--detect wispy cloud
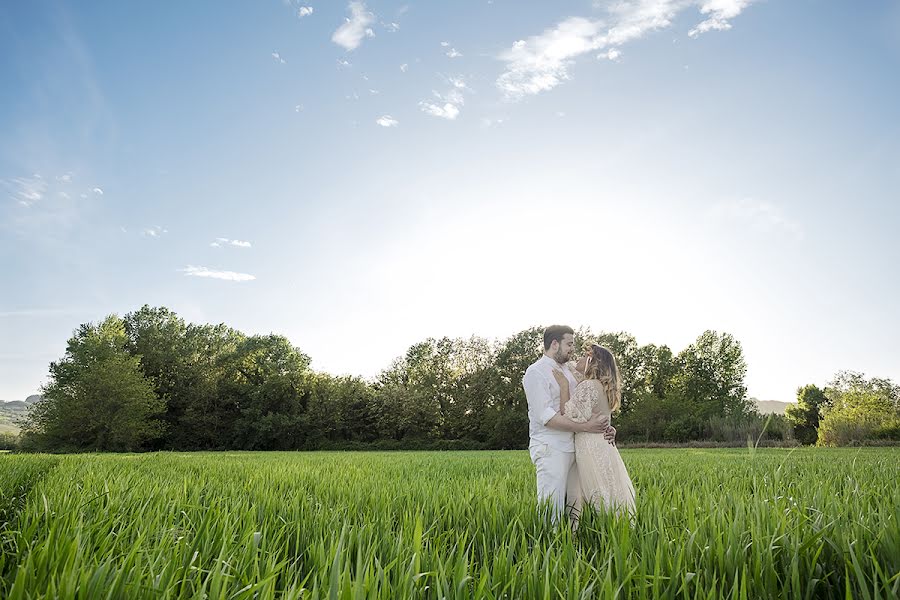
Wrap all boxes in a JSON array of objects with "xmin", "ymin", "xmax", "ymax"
[
  {"xmin": 142, "ymin": 226, "xmax": 168, "ymax": 238},
  {"xmin": 332, "ymin": 2, "xmax": 375, "ymax": 51},
  {"xmin": 419, "ymin": 76, "xmax": 470, "ymax": 121},
  {"xmin": 56, "ymin": 172, "xmax": 73, "ymax": 183},
  {"xmin": 497, "ymin": 17, "xmax": 606, "ymax": 99},
  {"xmin": 400, "ymin": 63, "xmax": 409, "ymax": 72},
  {"xmin": 272, "ymin": 51, "xmax": 286, "ymax": 64},
  {"xmin": 497, "ymin": 1, "xmax": 756, "ymax": 99},
  {"xmin": 211, "ymin": 237, "xmax": 252, "ymax": 248},
  {"xmin": 441, "ymin": 42, "xmax": 462, "ymax": 58},
  {"xmin": 92, "ymin": 187, "xmax": 104, "ymax": 195},
  {"xmin": 600, "ymin": 47, "xmax": 622, "ymax": 61},
  {"xmin": 376, "ymin": 115, "xmax": 399, "ymax": 127},
  {"xmin": 298, "ymin": 6, "xmax": 314, "ymax": 18},
  {"xmin": 4, "ymin": 174, "xmax": 47, "ymax": 207},
  {"xmin": 689, "ymin": 0, "xmax": 752, "ymax": 37},
  {"xmin": 711, "ymin": 198, "xmax": 804, "ymax": 237},
  {"xmin": 179, "ymin": 265, "xmax": 256, "ymax": 282}
]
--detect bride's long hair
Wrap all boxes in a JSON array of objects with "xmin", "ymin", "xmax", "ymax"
[{"xmin": 583, "ymin": 344, "xmax": 622, "ymax": 412}]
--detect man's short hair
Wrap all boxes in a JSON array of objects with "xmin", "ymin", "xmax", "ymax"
[{"xmin": 543, "ymin": 325, "xmax": 574, "ymax": 351}]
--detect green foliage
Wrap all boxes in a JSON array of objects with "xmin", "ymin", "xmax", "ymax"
[
  {"xmin": 817, "ymin": 371, "xmax": 900, "ymax": 446},
  {"xmin": 0, "ymin": 449, "xmax": 897, "ymax": 598},
  {"xmin": 615, "ymin": 332, "xmax": 754, "ymax": 443},
  {"xmin": 785, "ymin": 384, "xmax": 829, "ymax": 444},
  {"xmin": 0, "ymin": 433, "xmax": 17, "ymax": 451},
  {"xmin": 26, "ymin": 306, "xmax": 793, "ymax": 451},
  {"xmin": 22, "ymin": 316, "xmax": 164, "ymax": 452}
]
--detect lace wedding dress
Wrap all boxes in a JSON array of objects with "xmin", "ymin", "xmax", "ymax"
[{"xmin": 564, "ymin": 379, "xmax": 636, "ymax": 518}]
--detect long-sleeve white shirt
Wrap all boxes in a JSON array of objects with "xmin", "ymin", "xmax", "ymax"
[{"xmin": 522, "ymin": 355, "xmax": 580, "ymax": 452}]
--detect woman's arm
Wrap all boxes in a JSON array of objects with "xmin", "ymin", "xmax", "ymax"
[{"xmin": 551, "ymin": 369, "xmax": 570, "ymax": 414}]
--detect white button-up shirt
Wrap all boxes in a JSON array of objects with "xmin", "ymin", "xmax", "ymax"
[{"xmin": 522, "ymin": 355, "xmax": 580, "ymax": 452}]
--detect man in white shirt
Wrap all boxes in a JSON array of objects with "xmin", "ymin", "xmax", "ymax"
[{"xmin": 522, "ymin": 325, "xmax": 615, "ymax": 522}]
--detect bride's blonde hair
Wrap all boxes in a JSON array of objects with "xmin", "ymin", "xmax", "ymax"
[{"xmin": 583, "ymin": 344, "xmax": 622, "ymax": 412}]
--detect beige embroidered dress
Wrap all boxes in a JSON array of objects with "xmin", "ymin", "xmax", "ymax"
[{"xmin": 564, "ymin": 378, "xmax": 636, "ymax": 518}]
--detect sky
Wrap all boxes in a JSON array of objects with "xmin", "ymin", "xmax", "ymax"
[{"xmin": 1, "ymin": 0, "xmax": 899, "ymax": 402}]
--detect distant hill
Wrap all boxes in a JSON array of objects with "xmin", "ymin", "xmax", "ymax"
[
  {"xmin": 754, "ymin": 399, "xmax": 793, "ymax": 415},
  {"xmin": 0, "ymin": 395, "xmax": 40, "ymax": 436}
]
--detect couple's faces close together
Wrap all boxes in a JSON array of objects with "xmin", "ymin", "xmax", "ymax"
[{"xmin": 551, "ymin": 334, "xmax": 590, "ymax": 374}]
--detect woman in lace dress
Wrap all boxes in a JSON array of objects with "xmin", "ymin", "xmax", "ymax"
[{"xmin": 552, "ymin": 344, "xmax": 635, "ymax": 522}]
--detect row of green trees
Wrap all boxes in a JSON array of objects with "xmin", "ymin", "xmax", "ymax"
[
  {"xmin": 19, "ymin": 305, "xmax": 895, "ymax": 452},
  {"xmin": 785, "ymin": 374, "xmax": 900, "ymax": 446}
]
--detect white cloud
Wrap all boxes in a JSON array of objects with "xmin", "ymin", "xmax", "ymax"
[
  {"xmin": 440, "ymin": 41, "xmax": 449, "ymax": 47},
  {"xmin": 179, "ymin": 266, "xmax": 256, "ymax": 282},
  {"xmin": 419, "ymin": 77, "xmax": 469, "ymax": 120},
  {"xmin": 92, "ymin": 187, "xmax": 104, "ymax": 195},
  {"xmin": 212, "ymin": 237, "xmax": 252, "ymax": 248},
  {"xmin": 712, "ymin": 198, "xmax": 804, "ymax": 237},
  {"xmin": 142, "ymin": 226, "xmax": 168, "ymax": 238},
  {"xmin": 376, "ymin": 115, "xmax": 399, "ymax": 127},
  {"xmin": 448, "ymin": 77, "xmax": 468, "ymax": 90},
  {"xmin": 400, "ymin": 63, "xmax": 408, "ymax": 72},
  {"xmin": 4, "ymin": 174, "xmax": 47, "ymax": 207},
  {"xmin": 332, "ymin": 2, "xmax": 376, "ymax": 51},
  {"xmin": 337, "ymin": 58, "xmax": 352, "ymax": 68},
  {"xmin": 58, "ymin": 191, "xmax": 70, "ymax": 199},
  {"xmin": 369, "ymin": 88, "xmax": 380, "ymax": 95},
  {"xmin": 295, "ymin": 103, "xmax": 304, "ymax": 112},
  {"xmin": 272, "ymin": 51, "xmax": 286, "ymax": 64},
  {"xmin": 480, "ymin": 116, "xmax": 506, "ymax": 128},
  {"xmin": 298, "ymin": 6, "xmax": 314, "ymax": 18},
  {"xmin": 689, "ymin": 0, "xmax": 752, "ymax": 37},
  {"xmin": 446, "ymin": 48, "xmax": 462, "ymax": 58},
  {"xmin": 385, "ymin": 21, "xmax": 400, "ymax": 32},
  {"xmin": 600, "ymin": 47, "xmax": 622, "ymax": 61},
  {"xmin": 419, "ymin": 101, "xmax": 460, "ymax": 120},
  {"xmin": 57, "ymin": 172, "xmax": 73, "ymax": 183},
  {"xmin": 497, "ymin": 1, "xmax": 756, "ymax": 99},
  {"xmin": 496, "ymin": 17, "xmax": 606, "ymax": 99}
]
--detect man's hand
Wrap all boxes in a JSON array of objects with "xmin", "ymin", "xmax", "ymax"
[
  {"xmin": 603, "ymin": 425, "xmax": 617, "ymax": 446},
  {"xmin": 579, "ymin": 414, "xmax": 609, "ymax": 434}
]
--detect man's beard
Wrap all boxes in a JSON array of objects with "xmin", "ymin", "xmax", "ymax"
[{"xmin": 553, "ymin": 349, "xmax": 569, "ymax": 363}]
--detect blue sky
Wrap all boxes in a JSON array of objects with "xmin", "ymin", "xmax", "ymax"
[{"xmin": 1, "ymin": 0, "xmax": 899, "ymax": 402}]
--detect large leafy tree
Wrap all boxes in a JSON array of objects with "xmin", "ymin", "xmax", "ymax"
[
  {"xmin": 24, "ymin": 315, "xmax": 164, "ymax": 452},
  {"xmin": 673, "ymin": 330, "xmax": 750, "ymax": 420},
  {"xmin": 222, "ymin": 334, "xmax": 312, "ymax": 450},
  {"xmin": 785, "ymin": 384, "xmax": 829, "ymax": 445}
]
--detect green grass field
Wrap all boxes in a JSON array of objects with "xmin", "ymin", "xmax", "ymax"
[{"xmin": 1, "ymin": 448, "xmax": 897, "ymax": 599}]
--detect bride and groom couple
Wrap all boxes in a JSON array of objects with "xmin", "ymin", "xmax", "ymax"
[{"xmin": 523, "ymin": 325, "xmax": 635, "ymax": 525}]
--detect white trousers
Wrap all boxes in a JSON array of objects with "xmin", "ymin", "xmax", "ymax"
[{"xmin": 529, "ymin": 443, "xmax": 579, "ymax": 523}]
